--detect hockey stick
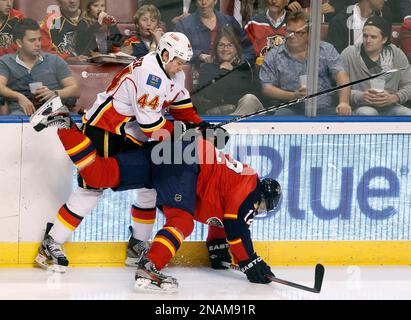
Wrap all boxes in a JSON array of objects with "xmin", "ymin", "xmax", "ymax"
[
  {"xmin": 211, "ymin": 68, "xmax": 405, "ymax": 129},
  {"xmin": 221, "ymin": 262, "xmax": 325, "ymax": 294}
]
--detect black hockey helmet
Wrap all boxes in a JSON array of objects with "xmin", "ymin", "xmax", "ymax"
[{"xmin": 260, "ymin": 178, "xmax": 282, "ymax": 211}]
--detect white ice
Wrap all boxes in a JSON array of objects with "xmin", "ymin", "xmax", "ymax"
[{"xmin": 0, "ymin": 266, "xmax": 410, "ymax": 300}]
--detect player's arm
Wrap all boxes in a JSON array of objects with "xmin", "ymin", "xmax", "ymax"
[
  {"xmin": 223, "ymin": 213, "xmax": 274, "ymax": 284},
  {"xmin": 168, "ymin": 87, "xmax": 203, "ymax": 124}
]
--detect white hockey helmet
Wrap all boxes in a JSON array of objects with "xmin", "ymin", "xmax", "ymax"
[{"xmin": 157, "ymin": 32, "xmax": 193, "ymax": 65}]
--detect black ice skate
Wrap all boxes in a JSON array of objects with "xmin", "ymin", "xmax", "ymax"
[
  {"xmin": 35, "ymin": 223, "xmax": 69, "ymax": 273},
  {"xmin": 125, "ymin": 226, "xmax": 149, "ymax": 267},
  {"xmin": 134, "ymin": 257, "xmax": 178, "ymax": 293},
  {"xmin": 30, "ymin": 96, "xmax": 71, "ymax": 132}
]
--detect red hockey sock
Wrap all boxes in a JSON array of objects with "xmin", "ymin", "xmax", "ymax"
[
  {"xmin": 57, "ymin": 127, "xmax": 120, "ymax": 188},
  {"xmin": 57, "ymin": 127, "xmax": 97, "ymax": 170},
  {"xmin": 147, "ymin": 207, "xmax": 194, "ymax": 270}
]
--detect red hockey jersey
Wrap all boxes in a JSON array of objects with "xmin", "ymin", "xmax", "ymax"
[
  {"xmin": 244, "ymin": 13, "xmax": 288, "ymax": 65},
  {"xmin": 195, "ymin": 138, "xmax": 258, "ymax": 224}
]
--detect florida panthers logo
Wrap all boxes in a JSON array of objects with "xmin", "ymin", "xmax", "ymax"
[
  {"xmin": 260, "ymin": 35, "xmax": 285, "ymax": 57},
  {"xmin": 57, "ymin": 31, "xmax": 77, "ymax": 55},
  {"xmin": 0, "ymin": 33, "xmax": 13, "ymax": 49}
]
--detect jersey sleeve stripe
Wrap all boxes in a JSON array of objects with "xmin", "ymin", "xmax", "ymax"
[
  {"xmin": 169, "ymin": 102, "xmax": 194, "ymax": 110},
  {"xmin": 138, "ymin": 117, "xmax": 167, "ymax": 133},
  {"xmin": 171, "ymin": 98, "xmax": 192, "ymax": 106},
  {"xmin": 224, "ymin": 213, "xmax": 238, "ymax": 220}
]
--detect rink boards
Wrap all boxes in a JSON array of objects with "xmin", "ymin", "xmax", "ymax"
[{"xmin": 1, "ymin": 116, "xmax": 411, "ymax": 266}]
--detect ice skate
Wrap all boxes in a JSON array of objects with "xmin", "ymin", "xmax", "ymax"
[
  {"xmin": 134, "ymin": 257, "xmax": 178, "ymax": 293},
  {"xmin": 125, "ymin": 227, "xmax": 150, "ymax": 267},
  {"xmin": 35, "ymin": 223, "xmax": 69, "ymax": 273},
  {"xmin": 30, "ymin": 95, "xmax": 71, "ymax": 132}
]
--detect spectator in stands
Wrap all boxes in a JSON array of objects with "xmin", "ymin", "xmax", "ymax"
[
  {"xmin": 260, "ymin": 11, "xmax": 351, "ymax": 116},
  {"xmin": 0, "ymin": 0, "xmax": 24, "ymax": 114},
  {"xmin": 40, "ymin": 0, "xmax": 88, "ymax": 63},
  {"xmin": 75, "ymin": 0, "xmax": 122, "ymax": 56},
  {"xmin": 245, "ymin": 0, "xmax": 291, "ymax": 66},
  {"xmin": 193, "ymin": 26, "xmax": 262, "ymax": 115},
  {"xmin": 175, "ymin": 0, "xmax": 255, "ymax": 66},
  {"xmin": 391, "ymin": 0, "xmax": 411, "ymax": 23},
  {"xmin": 327, "ymin": 0, "xmax": 392, "ymax": 53},
  {"xmin": 322, "ymin": 0, "xmax": 408, "ymax": 23},
  {"xmin": 0, "ymin": 0, "xmax": 25, "ymax": 56},
  {"xmin": 0, "ymin": 19, "xmax": 80, "ymax": 115},
  {"xmin": 400, "ymin": 15, "xmax": 411, "ymax": 63},
  {"xmin": 341, "ymin": 16, "xmax": 411, "ymax": 116},
  {"xmin": 121, "ymin": 4, "xmax": 164, "ymax": 58},
  {"xmin": 140, "ymin": 0, "xmax": 196, "ymax": 31}
]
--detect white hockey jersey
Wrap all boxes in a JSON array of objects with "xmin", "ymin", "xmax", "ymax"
[{"xmin": 83, "ymin": 52, "xmax": 201, "ymax": 144}]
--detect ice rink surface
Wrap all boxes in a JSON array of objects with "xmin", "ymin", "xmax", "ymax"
[{"xmin": 0, "ymin": 265, "xmax": 410, "ymax": 300}]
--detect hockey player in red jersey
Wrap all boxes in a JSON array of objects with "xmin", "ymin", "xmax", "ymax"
[
  {"xmin": 30, "ymin": 32, "xmax": 207, "ymax": 273},
  {"xmin": 30, "ymin": 108, "xmax": 281, "ymax": 292}
]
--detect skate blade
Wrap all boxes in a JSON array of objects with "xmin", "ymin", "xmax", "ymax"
[
  {"xmin": 134, "ymin": 278, "xmax": 178, "ymax": 294},
  {"xmin": 35, "ymin": 254, "xmax": 67, "ymax": 273}
]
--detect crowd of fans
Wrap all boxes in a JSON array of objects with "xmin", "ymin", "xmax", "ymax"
[{"xmin": 0, "ymin": 0, "xmax": 411, "ymax": 117}]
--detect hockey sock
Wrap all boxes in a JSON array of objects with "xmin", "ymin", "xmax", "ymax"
[
  {"xmin": 57, "ymin": 127, "xmax": 120, "ymax": 188},
  {"xmin": 147, "ymin": 226, "xmax": 184, "ymax": 270},
  {"xmin": 130, "ymin": 205, "xmax": 156, "ymax": 241},
  {"xmin": 49, "ymin": 189, "xmax": 102, "ymax": 244},
  {"xmin": 49, "ymin": 204, "xmax": 83, "ymax": 244},
  {"xmin": 147, "ymin": 206, "xmax": 194, "ymax": 270},
  {"xmin": 57, "ymin": 127, "xmax": 97, "ymax": 170}
]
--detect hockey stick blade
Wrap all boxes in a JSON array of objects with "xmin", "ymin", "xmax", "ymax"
[{"xmin": 222, "ymin": 262, "xmax": 325, "ymax": 294}]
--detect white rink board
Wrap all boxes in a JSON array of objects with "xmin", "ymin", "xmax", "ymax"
[
  {"xmin": 19, "ymin": 123, "xmax": 73, "ymax": 242},
  {"xmin": 2, "ymin": 119, "xmax": 411, "ymax": 243},
  {"xmin": 0, "ymin": 123, "xmax": 21, "ymax": 242}
]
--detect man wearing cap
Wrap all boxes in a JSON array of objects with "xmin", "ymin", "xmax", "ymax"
[
  {"xmin": 341, "ymin": 16, "xmax": 411, "ymax": 116},
  {"xmin": 327, "ymin": 0, "xmax": 392, "ymax": 54}
]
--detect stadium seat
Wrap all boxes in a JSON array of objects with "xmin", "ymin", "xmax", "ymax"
[
  {"xmin": 69, "ymin": 63, "xmax": 124, "ymax": 111},
  {"xmin": 391, "ymin": 24, "xmax": 402, "ymax": 47},
  {"xmin": 106, "ymin": 0, "xmax": 138, "ymax": 23},
  {"xmin": 14, "ymin": 0, "xmax": 60, "ymax": 22}
]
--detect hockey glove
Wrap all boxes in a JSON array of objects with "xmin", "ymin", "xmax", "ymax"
[
  {"xmin": 202, "ymin": 125, "xmax": 230, "ymax": 149},
  {"xmin": 238, "ymin": 254, "xmax": 274, "ymax": 284},
  {"xmin": 206, "ymin": 238, "xmax": 232, "ymax": 270},
  {"xmin": 174, "ymin": 121, "xmax": 210, "ymax": 140}
]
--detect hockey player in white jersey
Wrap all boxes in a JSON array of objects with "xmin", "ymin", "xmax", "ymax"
[{"xmin": 32, "ymin": 32, "xmax": 207, "ymax": 272}]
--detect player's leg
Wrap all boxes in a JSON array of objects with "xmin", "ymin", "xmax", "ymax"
[
  {"xmin": 57, "ymin": 126, "xmax": 121, "ymax": 188},
  {"xmin": 134, "ymin": 206, "xmax": 194, "ymax": 292},
  {"xmin": 35, "ymin": 187, "xmax": 102, "ymax": 273},
  {"xmin": 126, "ymin": 188, "xmax": 157, "ymax": 266}
]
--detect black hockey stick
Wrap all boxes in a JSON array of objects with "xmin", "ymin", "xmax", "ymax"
[
  {"xmin": 222, "ymin": 262, "xmax": 325, "ymax": 294},
  {"xmin": 211, "ymin": 68, "xmax": 405, "ymax": 129}
]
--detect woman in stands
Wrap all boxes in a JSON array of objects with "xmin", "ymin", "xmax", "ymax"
[
  {"xmin": 193, "ymin": 26, "xmax": 263, "ymax": 116},
  {"xmin": 121, "ymin": 4, "xmax": 164, "ymax": 58},
  {"xmin": 75, "ymin": 0, "xmax": 122, "ymax": 56}
]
